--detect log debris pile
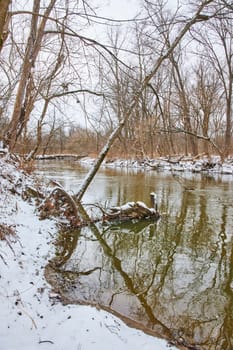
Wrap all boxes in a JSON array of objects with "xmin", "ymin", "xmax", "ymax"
[{"xmin": 38, "ymin": 184, "xmax": 160, "ymax": 227}]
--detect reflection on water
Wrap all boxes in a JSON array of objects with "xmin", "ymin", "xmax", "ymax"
[{"xmin": 37, "ymin": 161, "xmax": 233, "ymax": 349}]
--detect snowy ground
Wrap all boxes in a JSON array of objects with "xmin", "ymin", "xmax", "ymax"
[{"xmin": 0, "ymin": 154, "xmax": 177, "ymax": 350}]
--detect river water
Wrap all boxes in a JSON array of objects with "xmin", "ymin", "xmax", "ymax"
[{"xmin": 36, "ymin": 160, "xmax": 233, "ymax": 350}]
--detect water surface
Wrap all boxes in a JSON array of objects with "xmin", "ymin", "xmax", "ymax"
[{"xmin": 37, "ymin": 160, "xmax": 233, "ymax": 350}]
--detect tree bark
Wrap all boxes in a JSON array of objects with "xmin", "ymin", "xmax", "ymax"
[{"xmin": 0, "ymin": 0, "xmax": 10, "ymax": 53}]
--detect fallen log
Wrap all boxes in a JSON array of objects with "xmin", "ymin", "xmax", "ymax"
[
  {"xmin": 37, "ymin": 181, "xmax": 160, "ymax": 226},
  {"xmin": 104, "ymin": 201, "xmax": 159, "ymax": 221},
  {"xmin": 35, "ymin": 153, "xmax": 87, "ymax": 161}
]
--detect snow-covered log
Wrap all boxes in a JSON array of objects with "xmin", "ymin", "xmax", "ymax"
[{"xmin": 104, "ymin": 201, "xmax": 160, "ymax": 222}]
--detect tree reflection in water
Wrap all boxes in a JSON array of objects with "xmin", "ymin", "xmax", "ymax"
[{"xmin": 45, "ymin": 183, "xmax": 233, "ymax": 350}]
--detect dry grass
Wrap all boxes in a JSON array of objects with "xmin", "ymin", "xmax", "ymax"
[
  {"xmin": 0, "ymin": 223, "xmax": 17, "ymax": 264},
  {"xmin": 18, "ymin": 159, "xmax": 36, "ymax": 174},
  {"xmin": 0, "ymin": 223, "xmax": 16, "ymax": 241}
]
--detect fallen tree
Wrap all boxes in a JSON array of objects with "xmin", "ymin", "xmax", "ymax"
[
  {"xmin": 35, "ymin": 153, "xmax": 87, "ymax": 161},
  {"xmin": 99, "ymin": 201, "xmax": 159, "ymax": 222},
  {"xmin": 37, "ymin": 183, "xmax": 159, "ymax": 227}
]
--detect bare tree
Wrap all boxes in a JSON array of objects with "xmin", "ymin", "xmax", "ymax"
[
  {"xmin": 0, "ymin": 0, "xmax": 10, "ymax": 53},
  {"xmin": 5, "ymin": 0, "xmax": 57, "ymax": 151},
  {"xmin": 190, "ymin": 60, "xmax": 223, "ymax": 155},
  {"xmin": 75, "ymin": 0, "xmax": 215, "ymax": 202},
  {"xmin": 2, "ymin": 0, "xmax": 122, "ymax": 153},
  {"xmin": 191, "ymin": 3, "xmax": 233, "ymax": 157}
]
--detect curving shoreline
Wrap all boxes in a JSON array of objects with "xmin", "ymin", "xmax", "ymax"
[{"xmin": 0, "ymin": 154, "xmax": 178, "ymax": 350}]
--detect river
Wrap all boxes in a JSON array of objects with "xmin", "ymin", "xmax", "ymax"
[{"xmin": 36, "ymin": 160, "xmax": 233, "ymax": 350}]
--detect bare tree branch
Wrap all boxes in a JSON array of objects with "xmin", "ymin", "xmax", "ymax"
[
  {"xmin": 75, "ymin": 0, "xmax": 215, "ymax": 202},
  {"xmin": 43, "ymin": 89, "xmax": 105, "ymax": 100},
  {"xmin": 160, "ymin": 126, "xmax": 224, "ymax": 157},
  {"xmin": 10, "ymin": 11, "xmax": 131, "ymax": 69}
]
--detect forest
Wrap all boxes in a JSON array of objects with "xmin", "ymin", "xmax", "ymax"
[
  {"xmin": 0, "ymin": 0, "xmax": 233, "ymax": 162},
  {"xmin": 1, "ymin": 2, "xmax": 233, "ymax": 349}
]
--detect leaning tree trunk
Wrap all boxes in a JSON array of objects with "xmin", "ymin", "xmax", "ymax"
[
  {"xmin": 76, "ymin": 121, "xmax": 125, "ymax": 201},
  {"xmin": 75, "ymin": 0, "xmax": 213, "ymax": 202}
]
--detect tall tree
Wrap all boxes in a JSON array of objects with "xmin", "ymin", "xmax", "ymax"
[
  {"xmin": 0, "ymin": 0, "xmax": 10, "ymax": 53},
  {"xmin": 5, "ymin": 0, "xmax": 56, "ymax": 151},
  {"xmin": 191, "ymin": 61, "xmax": 222, "ymax": 155},
  {"xmin": 191, "ymin": 3, "xmax": 233, "ymax": 157}
]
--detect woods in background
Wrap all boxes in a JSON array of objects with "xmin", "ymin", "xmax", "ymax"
[{"xmin": 0, "ymin": 0, "xmax": 233, "ymax": 160}]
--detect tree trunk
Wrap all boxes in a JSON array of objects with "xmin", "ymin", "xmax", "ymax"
[
  {"xmin": 0, "ymin": 0, "xmax": 10, "ymax": 53},
  {"xmin": 76, "ymin": 121, "xmax": 125, "ymax": 201},
  {"xmin": 224, "ymin": 76, "xmax": 232, "ymax": 157},
  {"xmin": 6, "ymin": 0, "xmax": 56, "ymax": 151},
  {"xmin": 171, "ymin": 55, "xmax": 198, "ymax": 156}
]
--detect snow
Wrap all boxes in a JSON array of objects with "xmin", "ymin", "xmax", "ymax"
[
  {"xmin": 79, "ymin": 155, "xmax": 233, "ymax": 175},
  {"xmin": 0, "ymin": 154, "xmax": 177, "ymax": 350},
  {"xmin": 111, "ymin": 202, "xmax": 135, "ymax": 211}
]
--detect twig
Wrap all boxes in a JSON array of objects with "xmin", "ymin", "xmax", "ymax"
[
  {"xmin": 18, "ymin": 306, "xmax": 37, "ymax": 329},
  {"xmin": 0, "ymin": 252, "xmax": 8, "ymax": 265},
  {"xmin": 38, "ymin": 340, "xmax": 54, "ymax": 344}
]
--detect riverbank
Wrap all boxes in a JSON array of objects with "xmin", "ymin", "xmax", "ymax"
[
  {"xmin": 0, "ymin": 154, "xmax": 177, "ymax": 350},
  {"xmin": 79, "ymin": 155, "xmax": 233, "ymax": 175}
]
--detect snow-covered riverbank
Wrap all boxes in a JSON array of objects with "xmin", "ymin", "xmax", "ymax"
[
  {"xmin": 0, "ymin": 154, "xmax": 177, "ymax": 350},
  {"xmin": 79, "ymin": 155, "xmax": 233, "ymax": 175}
]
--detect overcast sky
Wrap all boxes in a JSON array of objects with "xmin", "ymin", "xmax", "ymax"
[
  {"xmin": 96, "ymin": 0, "xmax": 178, "ymax": 19},
  {"xmin": 96, "ymin": 0, "xmax": 141, "ymax": 20}
]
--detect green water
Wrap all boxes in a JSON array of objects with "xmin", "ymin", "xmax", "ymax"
[{"xmin": 37, "ymin": 160, "xmax": 233, "ymax": 350}]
